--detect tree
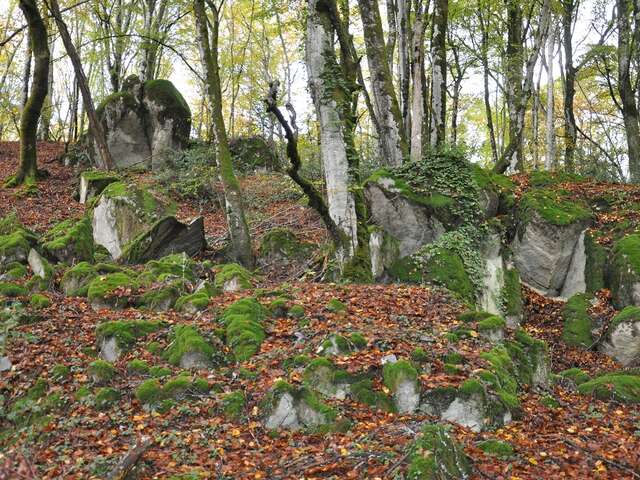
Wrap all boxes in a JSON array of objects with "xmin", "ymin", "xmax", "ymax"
[
  {"xmin": 10, "ymin": 0, "xmax": 49, "ymax": 186},
  {"xmin": 47, "ymin": 0, "xmax": 114, "ymax": 170},
  {"xmin": 357, "ymin": 0, "xmax": 408, "ymax": 166},
  {"xmin": 430, "ymin": 0, "xmax": 448, "ymax": 148},
  {"xmin": 193, "ymin": 0, "xmax": 254, "ymax": 268}
]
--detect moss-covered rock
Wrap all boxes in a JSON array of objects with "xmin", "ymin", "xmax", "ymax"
[
  {"xmin": 229, "ymin": 135, "xmax": 279, "ymax": 172},
  {"xmin": 175, "ymin": 290, "xmax": 211, "ymax": 313},
  {"xmin": 258, "ymin": 228, "xmax": 312, "ymax": 264},
  {"xmin": 326, "ymin": 298, "xmax": 347, "ymax": 313},
  {"xmin": 407, "ymin": 424, "xmax": 472, "ymax": 479},
  {"xmin": 562, "ymin": 294, "xmax": 594, "ymax": 347},
  {"xmin": 318, "ymin": 333, "xmax": 367, "ymax": 356},
  {"xmin": 0, "ymin": 213, "xmax": 37, "ymax": 268},
  {"xmin": 214, "ymin": 263, "xmax": 253, "ymax": 292},
  {"xmin": 350, "ymin": 379, "xmax": 394, "ymax": 411},
  {"xmin": 138, "ymin": 281, "xmax": 183, "ymax": 311},
  {"xmin": 0, "ymin": 282, "xmax": 28, "ymax": 298},
  {"xmin": 87, "ymin": 271, "xmax": 139, "ymax": 309},
  {"xmin": 26, "ymin": 248, "xmax": 54, "ymax": 291},
  {"xmin": 88, "ymin": 359, "xmax": 116, "ymax": 384},
  {"xmin": 79, "ymin": 170, "xmax": 120, "ymax": 204},
  {"xmin": 302, "ymin": 358, "xmax": 353, "ymax": 399},
  {"xmin": 222, "ymin": 391, "xmax": 245, "ymax": 419},
  {"xmin": 601, "ymin": 306, "xmax": 640, "ymax": 366},
  {"xmin": 42, "ymin": 216, "xmax": 94, "ymax": 263},
  {"xmin": 60, "ymin": 262, "xmax": 97, "ymax": 297},
  {"xmin": 221, "ymin": 297, "xmax": 267, "ymax": 361},
  {"xmin": 96, "ymin": 319, "xmax": 163, "ymax": 361},
  {"xmin": 383, "ymin": 360, "xmax": 420, "ymax": 414},
  {"xmin": 0, "ymin": 262, "xmax": 27, "ymax": 281},
  {"xmin": 519, "ymin": 189, "xmax": 592, "ymax": 227},
  {"xmin": 584, "ymin": 232, "xmax": 607, "ymax": 293},
  {"xmin": 29, "ymin": 293, "xmax": 50, "ymax": 309},
  {"xmin": 558, "ymin": 368, "xmax": 590, "ymax": 386},
  {"xmin": 578, "ymin": 372, "xmax": 640, "ymax": 403},
  {"xmin": 609, "ymin": 234, "xmax": 640, "ymax": 309},
  {"xmin": 163, "ymin": 325, "xmax": 215, "ymax": 368},
  {"xmin": 127, "ymin": 359, "xmax": 150, "ymax": 375}
]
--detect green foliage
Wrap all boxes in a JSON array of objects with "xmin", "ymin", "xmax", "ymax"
[
  {"xmin": 163, "ymin": 325, "xmax": 215, "ymax": 366},
  {"xmin": 411, "ymin": 347, "xmax": 429, "ymax": 363},
  {"xmin": 127, "ymin": 359, "xmax": 150, "ymax": 374},
  {"xmin": 407, "ymin": 424, "xmax": 472, "ymax": 479},
  {"xmin": 88, "ymin": 360, "xmax": 116, "ymax": 383},
  {"xmin": 214, "ymin": 263, "xmax": 253, "ymax": 290},
  {"xmin": 519, "ymin": 189, "xmax": 592, "ymax": 226},
  {"xmin": 0, "ymin": 282, "xmax": 28, "ymax": 297},
  {"xmin": 94, "ymin": 387, "xmax": 120, "ymax": 410},
  {"xmin": 326, "ymin": 299, "xmax": 347, "ymax": 313},
  {"xmin": 478, "ymin": 439, "xmax": 514, "ymax": 458},
  {"xmin": 578, "ymin": 373, "xmax": 640, "ymax": 403},
  {"xmin": 222, "ymin": 391, "xmax": 245, "ymax": 419},
  {"xmin": 562, "ymin": 294, "xmax": 594, "ymax": 347},
  {"xmin": 559, "ymin": 368, "xmax": 590, "ymax": 386},
  {"xmin": 29, "ymin": 294, "xmax": 50, "ymax": 309},
  {"xmin": 478, "ymin": 315, "xmax": 506, "ymax": 332}
]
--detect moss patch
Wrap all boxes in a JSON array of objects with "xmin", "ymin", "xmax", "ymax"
[
  {"xmin": 559, "ymin": 368, "xmax": 590, "ymax": 386},
  {"xmin": 29, "ymin": 293, "xmax": 50, "ymax": 309},
  {"xmin": 478, "ymin": 439, "xmax": 514, "ymax": 458},
  {"xmin": 96, "ymin": 320, "xmax": 163, "ymax": 351},
  {"xmin": 42, "ymin": 216, "xmax": 94, "ymax": 263},
  {"xmin": 221, "ymin": 297, "xmax": 268, "ymax": 361},
  {"xmin": 88, "ymin": 360, "xmax": 116, "ymax": 383},
  {"xmin": 562, "ymin": 294, "xmax": 594, "ymax": 347},
  {"xmin": 95, "ymin": 387, "xmax": 120, "ymax": 410},
  {"xmin": 87, "ymin": 272, "xmax": 139, "ymax": 307},
  {"xmin": 163, "ymin": 325, "xmax": 215, "ymax": 366},
  {"xmin": 0, "ymin": 282, "xmax": 28, "ymax": 297},
  {"xmin": 214, "ymin": 263, "xmax": 253, "ymax": 290},
  {"xmin": 519, "ymin": 189, "xmax": 592, "ymax": 226},
  {"xmin": 407, "ymin": 424, "xmax": 472, "ymax": 479},
  {"xmin": 383, "ymin": 360, "xmax": 418, "ymax": 392},
  {"xmin": 578, "ymin": 373, "xmax": 640, "ymax": 403},
  {"xmin": 222, "ymin": 391, "xmax": 245, "ymax": 419}
]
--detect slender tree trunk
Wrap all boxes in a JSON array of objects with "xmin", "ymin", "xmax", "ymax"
[
  {"xmin": 429, "ymin": 0, "xmax": 447, "ymax": 148},
  {"xmin": 562, "ymin": 0, "xmax": 577, "ymax": 173},
  {"xmin": 48, "ymin": 0, "xmax": 114, "ymax": 170},
  {"xmin": 12, "ymin": 0, "xmax": 49, "ymax": 186},
  {"xmin": 20, "ymin": 43, "xmax": 32, "ymax": 109},
  {"xmin": 617, "ymin": 0, "xmax": 640, "ymax": 182},
  {"xmin": 193, "ymin": 0, "xmax": 254, "ymax": 267},
  {"xmin": 398, "ymin": 0, "xmax": 410, "ymax": 130},
  {"xmin": 386, "ymin": 0, "xmax": 397, "ymax": 74},
  {"xmin": 358, "ymin": 0, "xmax": 408, "ymax": 166},
  {"xmin": 410, "ymin": 5, "xmax": 426, "ymax": 161},
  {"xmin": 504, "ymin": 0, "xmax": 524, "ymax": 170},
  {"xmin": 545, "ymin": 23, "xmax": 556, "ymax": 170},
  {"xmin": 478, "ymin": 6, "xmax": 498, "ymax": 165},
  {"xmin": 306, "ymin": 0, "xmax": 358, "ymax": 262},
  {"xmin": 38, "ymin": 19, "xmax": 54, "ymax": 141}
]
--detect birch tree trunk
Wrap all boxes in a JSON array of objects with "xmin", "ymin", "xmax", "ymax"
[
  {"xmin": 48, "ymin": 0, "xmax": 114, "ymax": 170},
  {"xmin": 12, "ymin": 0, "xmax": 49, "ymax": 186},
  {"xmin": 398, "ymin": 0, "xmax": 410, "ymax": 130},
  {"xmin": 358, "ymin": 0, "xmax": 408, "ymax": 167},
  {"xmin": 478, "ymin": 5, "xmax": 498, "ymax": 165},
  {"xmin": 306, "ymin": 0, "xmax": 358, "ymax": 261},
  {"xmin": 429, "ymin": 0, "xmax": 448, "ymax": 148},
  {"xmin": 193, "ymin": 0, "xmax": 254, "ymax": 267},
  {"xmin": 410, "ymin": 5, "xmax": 426, "ymax": 161},
  {"xmin": 545, "ymin": 23, "xmax": 556, "ymax": 170},
  {"xmin": 503, "ymin": 0, "xmax": 524, "ymax": 170},
  {"xmin": 617, "ymin": 0, "xmax": 640, "ymax": 182}
]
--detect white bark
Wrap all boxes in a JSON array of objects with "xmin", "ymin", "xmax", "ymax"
[
  {"xmin": 545, "ymin": 24, "xmax": 556, "ymax": 170},
  {"xmin": 306, "ymin": 0, "xmax": 358, "ymax": 259},
  {"xmin": 410, "ymin": 11, "xmax": 426, "ymax": 162}
]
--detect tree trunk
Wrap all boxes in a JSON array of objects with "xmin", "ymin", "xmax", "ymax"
[
  {"xmin": 386, "ymin": 0, "xmax": 397, "ymax": 74},
  {"xmin": 478, "ymin": 5, "xmax": 498, "ymax": 165},
  {"xmin": 545, "ymin": 23, "xmax": 556, "ymax": 170},
  {"xmin": 306, "ymin": 0, "xmax": 358, "ymax": 261},
  {"xmin": 504, "ymin": 0, "xmax": 524, "ymax": 170},
  {"xmin": 429, "ymin": 0, "xmax": 448, "ymax": 148},
  {"xmin": 48, "ymin": 0, "xmax": 114, "ymax": 170},
  {"xmin": 358, "ymin": 0, "xmax": 408, "ymax": 167},
  {"xmin": 617, "ymin": 0, "xmax": 640, "ymax": 182},
  {"xmin": 12, "ymin": 0, "xmax": 49, "ymax": 186},
  {"xmin": 409, "ymin": 5, "xmax": 426, "ymax": 161},
  {"xmin": 20, "ymin": 42, "xmax": 31, "ymax": 109},
  {"xmin": 193, "ymin": 0, "xmax": 254, "ymax": 267},
  {"xmin": 38, "ymin": 18, "xmax": 54, "ymax": 142},
  {"xmin": 398, "ymin": 0, "xmax": 410, "ymax": 130},
  {"xmin": 562, "ymin": 0, "xmax": 577, "ymax": 173}
]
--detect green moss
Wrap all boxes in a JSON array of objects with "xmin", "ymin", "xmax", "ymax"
[
  {"xmin": 135, "ymin": 379, "xmax": 163, "ymax": 404},
  {"xmin": 163, "ymin": 375, "xmax": 192, "ymax": 399},
  {"xmin": 7, "ymin": 379, "xmax": 62, "ymax": 428},
  {"xmin": 584, "ymin": 232, "xmax": 607, "ymax": 293},
  {"xmin": 407, "ymin": 424, "xmax": 472, "ymax": 479},
  {"xmin": 458, "ymin": 310, "xmax": 494, "ymax": 323},
  {"xmin": 88, "ymin": 360, "xmax": 116, "ymax": 383},
  {"xmin": 222, "ymin": 391, "xmax": 245, "ymax": 419},
  {"xmin": 175, "ymin": 291, "xmax": 210, "ymax": 312},
  {"xmin": 42, "ymin": 216, "xmax": 94, "ymax": 262},
  {"xmin": 87, "ymin": 272, "xmax": 139, "ymax": 307},
  {"xmin": 139, "ymin": 253, "xmax": 197, "ymax": 284},
  {"xmin": 326, "ymin": 299, "xmax": 347, "ymax": 313},
  {"xmin": 540, "ymin": 394, "xmax": 560, "ymax": 409},
  {"xmin": 298, "ymin": 387, "xmax": 337, "ymax": 423},
  {"xmin": 51, "ymin": 363, "xmax": 70, "ymax": 380},
  {"xmin": 29, "ymin": 293, "xmax": 50, "ymax": 309},
  {"xmin": 163, "ymin": 325, "xmax": 214, "ymax": 366},
  {"xmin": 96, "ymin": 320, "xmax": 163, "ymax": 350},
  {"xmin": 578, "ymin": 373, "xmax": 640, "ymax": 403},
  {"xmin": 288, "ymin": 304, "xmax": 305, "ymax": 319},
  {"xmin": 443, "ymin": 352, "xmax": 465, "ymax": 365},
  {"xmin": 529, "ymin": 170, "xmax": 585, "ymax": 187},
  {"xmin": 2, "ymin": 262, "xmax": 27, "ymax": 280},
  {"xmin": 269, "ymin": 297, "xmax": 289, "ymax": 317},
  {"xmin": 214, "ymin": 263, "xmax": 253, "ymax": 290},
  {"xmin": 559, "ymin": 368, "xmax": 590, "ymax": 386},
  {"xmin": 138, "ymin": 282, "xmax": 182, "ymax": 310},
  {"xmin": 222, "ymin": 298, "xmax": 267, "ymax": 361},
  {"xmin": 147, "ymin": 341, "xmax": 163, "ymax": 355},
  {"xmin": 519, "ymin": 189, "xmax": 591, "ymax": 226},
  {"xmin": 478, "ymin": 315, "xmax": 506, "ymax": 332},
  {"xmin": 100, "ymin": 181, "xmax": 172, "ymax": 223},
  {"xmin": 127, "ymin": 359, "xmax": 150, "ymax": 374},
  {"xmin": 478, "ymin": 439, "xmax": 514, "ymax": 458},
  {"xmin": 143, "ymin": 79, "xmax": 191, "ymax": 143},
  {"xmin": 75, "ymin": 386, "xmax": 91, "ymax": 401},
  {"xmin": 609, "ymin": 306, "xmax": 640, "ymax": 332},
  {"xmin": 500, "ymin": 268, "xmax": 523, "ymax": 319},
  {"xmin": 0, "ymin": 282, "xmax": 28, "ymax": 297},
  {"xmin": 383, "ymin": 360, "xmax": 418, "ymax": 392},
  {"xmin": 349, "ymin": 332, "xmax": 367, "ymax": 348},
  {"xmin": 350, "ymin": 379, "xmax": 394, "ymax": 411},
  {"xmin": 60, "ymin": 262, "xmax": 98, "ymax": 297},
  {"xmin": 95, "ymin": 387, "xmax": 120, "ymax": 410},
  {"xmin": 96, "ymin": 91, "xmax": 137, "ymax": 118},
  {"xmin": 562, "ymin": 294, "xmax": 594, "ymax": 347},
  {"xmin": 192, "ymin": 377, "xmax": 210, "ymax": 393},
  {"xmin": 411, "ymin": 347, "xmax": 429, "ymax": 363},
  {"xmin": 149, "ymin": 366, "xmax": 172, "ymax": 378},
  {"xmin": 610, "ymin": 235, "xmax": 640, "ymax": 307}
]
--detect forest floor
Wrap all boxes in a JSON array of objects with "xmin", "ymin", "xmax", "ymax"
[{"xmin": 0, "ymin": 142, "xmax": 639, "ymax": 479}]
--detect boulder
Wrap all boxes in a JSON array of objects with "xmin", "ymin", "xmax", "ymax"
[
  {"xmin": 478, "ymin": 233, "xmax": 506, "ymax": 316},
  {"xmin": 95, "ymin": 76, "xmax": 191, "ymax": 171},
  {"xmin": 383, "ymin": 360, "xmax": 420, "ymax": 414},
  {"xmin": 42, "ymin": 217, "xmax": 94, "ymax": 264},
  {"xmin": 92, "ymin": 182, "xmax": 170, "ymax": 260},
  {"xmin": 0, "ymin": 356, "xmax": 11, "ymax": 372},
  {"xmin": 406, "ymin": 424, "xmax": 472, "ymax": 479},
  {"xmin": 609, "ymin": 234, "xmax": 640, "ymax": 309},
  {"xmin": 229, "ymin": 135, "xmax": 279, "ymax": 173},
  {"xmin": 121, "ymin": 216, "xmax": 206, "ymax": 264},
  {"xmin": 512, "ymin": 209, "xmax": 590, "ymax": 296},
  {"xmin": 601, "ymin": 307, "xmax": 640, "ymax": 366},
  {"xmin": 560, "ymin": 230, "xmax": 587, "ymax": 299},
  {"xmin": 79, "ymin": 170, "xmax": 120, "ymax": 204},
  {"xmin": 262, "ymin": 382, "xmax": 336, "ymax": 431}
]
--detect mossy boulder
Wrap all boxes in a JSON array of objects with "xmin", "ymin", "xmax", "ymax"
[
  {"xmin": 0, "ymin": 262, "xmax": 27, "ymax": 281},
  {"xmin": 175, "ymin": 290, "xmax": 211, "ymax": 314},
  {"xmin": 383, "ymin": 360, "xmax": 420, "ymax": 414},
  {"xmin": 0, "ymin": 214, "xmax": 38, "ymax": 268},
  {"xmin": 609, "ymin": 234, "xmax": 640, "ymax": 309},
  {"xmin": 512, "ymin": 190, "xmax": 591, "ymax": 296},
  {"xmin": 221, "ymin": 297, "xmax": 267, "ymax": 361},
  {"xmin": 26, "ymin": 248, "xmax": 54, "ymax": 291},
  {"xmin": 92, "ymin": 181, "xmax": 172, "ymax": 260},
  {"xmin": 87, "ymin": 271, "xmax": 139, "ymax": 309},
  {"xmin": 61, "ymin": 262, "xmax": 97, "ymax": 297},
  {"xmin": 317, "ymin": 333, "xmax": 367, "ymax": 356},
  {"xmin": 477, "ymin": 315, "xmax": 506, "ymax": 342},
  {"xmin": 0, "ymin": 281, "xmax": 28, "ymax": 298},
  {"xmin": 214, "ymin": 263, "xmax": 253, "ymax": 292},
  {"xmin": 138, "ymin": 281, "xmax": 184, "ymax": 311},
  {"xmin": 258, "ymin": 228, "xmax": 312, "ymax": 265},
  {"xmin": 29, "ymin": 293, "xmax": 50, "ymax": 309},
  {"xmin": 95, "ymin": 76, "xmax": 191, "ymax": 171},
  {"xmin": 558, "ymin": 368, "xmax": 591, "ymax": 386},
  {"xmin": 562, "ymin": 294, "xmax": 595, "ymax": 348},
  {"xmin": 95, "ymin": 387, "xmax": 121, "ymax": 410},
  {"xmin": 407, "ymin": 424, "xmax": 472, "ymax": 479},
  {"xmin": 42, "ymin": 217, "xmax": 94, "ymax": 263},
  {"xmin": 229, "ymin": 135, "xmax": 279, "ymax": 172},
  {"xmin": 262, "ymin": 381, "xmax": 337, "ymax": 431},
  {"xmin": 478, "ymin": 439, "xmax": 514, "ymax": 459},
  {"xmin": 163, "ymin": 325, "xmax": 216, "ymax": 368},
  {"xmin": 302, "ymin": 358, "xmax": 353, "ymax": 400},
  {"xmin": 578, "ymin": 372, "xmax": 640, "ymax": 403},
  {"xmin": 79, "ymin": 170, "xmax": 120, "ymax": 204},
  {"xmin": 88, "ymin": 359, "xmax": 116, "ymax": 384},
  {"xmin": 96, "ymin": 319, "xmax": 163, "ymax": 361},
  {"xmin": 601, "ymin": 306, "xmax": 640, "ymax": 366}
]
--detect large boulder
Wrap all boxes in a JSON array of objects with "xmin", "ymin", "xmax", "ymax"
[
  {"xmin": 511, "ymin": 190, "xmax": 591, "ymax": 296},
  {"xmin": 91, "ymin": 181, "xmax": 171, "ymax": 260},
  {"xmin": 601, "ymin": 307, "xmax": 640, "ymax": 366},
  {"xmin": 609, "ymin": 234, "xmax": 640, "ymax": 309},
  {"xmin": 95, "ymin": 76, "xmax": 191, "ymax": 171},
  {"xmin": 229, "ymin": 136, "xmax": 279, "ymax": 172}
]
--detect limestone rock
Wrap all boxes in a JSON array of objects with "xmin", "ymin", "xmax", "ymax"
[
  {"xmin": 262, "ymin": 383, "xmax": 335, "ymax": 431},
  {"xmin": 264, "ymin": 392, "xmax": 299, "ymax": 430},
  {"xmin": 79, "ymin": 171, "xmax": 119, "ymax": 204},
  {"xmin": 601, "ymin": 307, "xmax": 640, "ymax": 366},
  {"xmin": 99, "ymin": 337, "xmax": 121, "ymax": 362},
  {"xmin": 28, "ymin": 249, "xmax": 48, "ymax": 280},
  {"xmin": 0, "ymin": 356, "xmax": 11, "ymax": 372},
  {"xmin": 122, "ymin": 216, "xmax": 206, "ymax": 264}
]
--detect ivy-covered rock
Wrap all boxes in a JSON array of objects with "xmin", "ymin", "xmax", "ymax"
[
  {"xmin": 407, "ymin": 424, "xmax": 472, "ymax": 479},
  {"xmin": 42, "ymin": 217, "xmax": 94, "ymax": 263},
  {"xmin": 79, "ymin": 170, "xmax": 120, "ymax": 204},
  {"xmin": 262, "ymin": 381, "xmax": 337, "ymax": 431},
  {"xmin": 221, "ymin": 297, "xmax": 267, "ymax": 361},
  {"xmin": 121, "ymin": 216, "xmax": 206, "ymax": 264},
  {"xmin": 601, "ymin": 307, "xmax": 640, "ymax": 366},
  {"xmin": 92, "ymin": 181, "xmax": 171, "ymax": 260},
  {"xmin": 94, "ymin": 76, "xmax": 191, "ymax": 171},
  {"xmin": 512, "ymin": 190, "xmax": 591, "ymax": 296},
  {"xmin": 87, "ymin": 271, "xmax": 139, "ymax": 309},
  {"xmin": 214, "ymin": 263, "xmax": 253, "ymax": 292}
]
